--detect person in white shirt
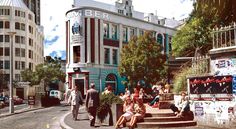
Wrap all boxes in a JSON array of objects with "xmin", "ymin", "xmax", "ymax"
[{"xmin": 68, "ymin": 85, "xmax": 83, "ymax": 120}]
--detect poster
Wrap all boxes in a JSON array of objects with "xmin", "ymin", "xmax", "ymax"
[
  {"xmin": 195, "ymin": 102, "xmax": 204, "ymax": 116},
  {"xmin": 189, "ymin": 75, "xmax": 233, "ymax": 94}
]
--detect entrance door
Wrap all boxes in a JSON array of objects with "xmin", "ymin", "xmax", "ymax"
[
  {"xmin": 74, "ymin": 79, "xmax": 85, "ymax": 99},
  {"xmin": 16, "ymin": 88, "xmax": 24, "ymax": 99}
]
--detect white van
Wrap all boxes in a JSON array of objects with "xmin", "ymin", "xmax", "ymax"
[{"xmin": 49, "ymin": 90, "xmax": 62, "ymax": 100}]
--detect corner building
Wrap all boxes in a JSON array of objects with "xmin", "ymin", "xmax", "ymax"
[
  {"xmin": 0, "ymin": 0, "xmax": 44, "ymax": 98},
  {"xmin": 65, "ymin": 0, "xmax": 178, "ymax": 96}
]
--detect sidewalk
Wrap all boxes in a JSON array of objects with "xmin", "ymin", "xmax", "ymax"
[
  {"xmin": 0, "ymin": 105, "xmax": 44, "ymax": 118},
  {"xmin": 61, "ymin": 106, "xmax": 115, "ymax": 129}
]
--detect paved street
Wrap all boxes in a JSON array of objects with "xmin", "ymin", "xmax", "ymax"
[{"xmin": 0, "ymin": 104, "xmax": 69, "ymax": 129}]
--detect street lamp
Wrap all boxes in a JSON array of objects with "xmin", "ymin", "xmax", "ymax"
[{"xmin": 7, "ymin": 31, "xmax": 16, "ymax": 114}]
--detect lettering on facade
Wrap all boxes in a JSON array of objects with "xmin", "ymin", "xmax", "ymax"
[
  {"xmin": 71, "ymin": 35, "xmax": 84, "ymax": 44},
  {"xmin": 67, "ymin": 9, "xmax": 109, "ymax": 20}
]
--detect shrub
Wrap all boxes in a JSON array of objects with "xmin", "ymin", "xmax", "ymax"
[{"xmin": 97, "ymin": 92, "xmax": 122, "ymax": 122}]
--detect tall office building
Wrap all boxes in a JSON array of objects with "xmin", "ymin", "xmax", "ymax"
[{"xmin": 23, "ymin": 0, "xmax": 40, "ymax": 25}]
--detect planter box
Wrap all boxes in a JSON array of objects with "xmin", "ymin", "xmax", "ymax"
[{"xmin": 101, "ymin": 103, "xmax": 123, "ymax": 126}]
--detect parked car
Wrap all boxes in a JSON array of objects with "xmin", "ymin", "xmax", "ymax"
[
  {"xmin": 0, "ymin": 96, "xmax": 5, "ymax": 108},
  {"xmin": 13, "ymin": 96, "xmax": 23, "ymax": 105},
  {"xmin": 49, "ymin": 90, "xmax": 62, "ymax": 100}
]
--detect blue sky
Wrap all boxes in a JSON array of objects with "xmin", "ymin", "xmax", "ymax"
[{"xmin": 41, "ymin": 0, "xmax": 194, "ymax": 60}]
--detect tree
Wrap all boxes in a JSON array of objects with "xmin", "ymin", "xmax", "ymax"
[
  {"xmin": 118, "ymin": 32, "xmax": 166, "ymax": 87},
  {"xmin": 172, "ymin": 3, "xmax": 219, "ymax": 57},
  {"xmin": 21, "ymin": 57, "xmax": 66, "ymax": 94}
]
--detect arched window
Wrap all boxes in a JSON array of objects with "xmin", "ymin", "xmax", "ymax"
[
  {"xmin": 157, "ymin": 33, "xmax": 163, "ymax": 45},
  {"xmin": 105, "ymin": 73, "xmax": 117, "ymax": 94}
]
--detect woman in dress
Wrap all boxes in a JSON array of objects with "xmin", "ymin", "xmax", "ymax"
[
  {"xmin": 115, "ymin": 96, "xmax": 134, "ymax": 129},
  {"xmin": 129, "ymin": 98, "xmax": 146, "ymax": 129}
]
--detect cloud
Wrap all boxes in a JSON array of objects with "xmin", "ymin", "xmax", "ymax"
[
  {"xmin": 49, "ymin": 50, "xmax": 66, "ymax": 60},
  {"xmin": 49, "ymin": 16, "xmax": 53, "ymax": 21},
  {"xmin": 44, "ymin": 35, "xmax": 59, "ymax": 45},
  {"xmin": 52, "ymin": 25, "xmax": 59, "ymax": 31}
]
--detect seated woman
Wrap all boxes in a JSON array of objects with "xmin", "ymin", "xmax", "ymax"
[
  {"xmin": 129, "ymin": 99, "xmax": 146, "ymax": 129},
  {"xmin": 115, "ymin": 96, "xmax": 134, "ymax": 129},
  {"xmin": 149, "ymin": 88, "xmax": 160, "ymax": 107}
]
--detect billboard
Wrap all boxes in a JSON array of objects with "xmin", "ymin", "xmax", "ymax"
[{"xmin": 189, "ymin": 75, "xmax": 233, "ymax": 94}]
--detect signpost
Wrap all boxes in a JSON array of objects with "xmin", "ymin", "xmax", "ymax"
[{"xmin": 28, "ymin": 96, "xmax": 35, "ymax": 105}]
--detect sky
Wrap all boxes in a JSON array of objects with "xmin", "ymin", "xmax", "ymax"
[{"xmin": 41, "ymin": 0, "xmax": 194, "ymax": 60}]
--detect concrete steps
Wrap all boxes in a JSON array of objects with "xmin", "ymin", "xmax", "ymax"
[
  {"xmin": 137, "ymin": 120, "xmax": 197, "ymax": 128},
  {"xmin": 137, "ymin": 105, "xmax": 197, "ymax": 128}
]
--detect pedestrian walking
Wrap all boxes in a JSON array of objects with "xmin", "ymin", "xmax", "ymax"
[
  {"xmin": 85, "ymin": 83, "xmax": 100, "ymax": 127},
  {"xmin": 68, "ymin": 85, "xmax": 83, "ymax": 121}
]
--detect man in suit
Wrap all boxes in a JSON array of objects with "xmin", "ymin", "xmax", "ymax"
[
  {"xmin": 68, "ymin": 85, "xmax": 83, "ymax": 120},
  {"xmin": 85, "ymin": 83, "xmax": 100, "ymax": 127}
]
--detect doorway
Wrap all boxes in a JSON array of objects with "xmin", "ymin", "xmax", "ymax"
[{"xmin": 74, "ymin": 79, "xmax": 85, "ymax": 98}]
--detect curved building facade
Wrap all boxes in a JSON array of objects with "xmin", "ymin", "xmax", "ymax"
[
  {"xmin": 0, "ymin": 0, "xmax": 44, "ymax": 95},
  {"xmin": 65, "ymin": 0, "xmax": 177, "ymax": 95}
]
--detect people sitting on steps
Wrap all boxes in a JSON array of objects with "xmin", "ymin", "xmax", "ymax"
[
  {"xmin": 115, "ymin": 96, "xmax": 134, "ymax": 129},
  {"xmin": 129, "ymin": 98, "xmax": 146, "ymax": 129},
  {"xmin": 170, "ymin": 92, "xmax": 194, "ymax": 120}
]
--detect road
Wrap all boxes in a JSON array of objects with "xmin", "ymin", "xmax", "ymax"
[
  {"xmin": 0, "ymin": 104, "xmax": 28, "ymax": 115},
  {"xmin": 0, "ymin": 104, "xmax": 70, "ymax": 129}
]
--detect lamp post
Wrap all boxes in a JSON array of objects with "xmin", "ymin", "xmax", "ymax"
[{"xmin": 7, "ymin": 31, "xmax": 16, "ymax": 114}]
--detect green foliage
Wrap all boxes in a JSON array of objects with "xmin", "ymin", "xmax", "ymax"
[
  {"xmin": 119, "ymin": 32, "xmax": 167, "ymax": 87},
  {"xmin": 21, "ymin": 57, "xmax": 66, "ymax": 91},
  {"xmin": 172, "ymin": 3, "xmax": 219, "ymax": 57},
  {"xmin": 97, "ymin": 93, "xmax": 122, "ymax": 122}
]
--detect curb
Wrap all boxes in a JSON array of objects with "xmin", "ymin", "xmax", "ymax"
[
  {"xmin": 60, "ymin": 106, "xmax": 85, "ymax": 129},
  {"xmin": 0, "ymin": 107, "xmax": 45, "ymax": 118}
]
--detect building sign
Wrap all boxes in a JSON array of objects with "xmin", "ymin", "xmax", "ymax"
[
  {"xmin": 67, "ymin": 9, "xmax": 109, "ymax": 20},
  {"xmin": 189, "ymin": 75, "xmax": 233, "ymax": 94},
  {"xmin": 28, "ymin": 96, "xmax": 35, "ymax": 105}
]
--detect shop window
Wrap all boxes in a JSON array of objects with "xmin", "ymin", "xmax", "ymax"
[
  {"xmin": 104, "ymin": 48, "xmax": 110, "ymax": 64},
  {"xmin": 103, "ymin": 23, "xmax": 109, "ymax": 38},
  {"xmin": 123, "ymin": 27, "xmax": 128, "ymax": 42},
  {"xmin": 112, "ymin": 49, "xmax": 118, "ymax": 65},
  {"xmin": 112, "ymin": 24, "xmax": 118, "ymax": 40},
  {"xmin": 73, "ymin": 46, "xmax": 80, "ymax": 63}
]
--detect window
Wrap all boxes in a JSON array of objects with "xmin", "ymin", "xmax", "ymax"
[
  {"xmin": 5, "ymin": 35, "xmax": 9, "ymax": 42},
  {"xmin": 5, "ymin": 21, "xmax": 10, "ymax": 29},
  {"xmin": 112, "ymin": 49, "xmax": 118, "ymax": 65},
  {"xmin": 0, "ymin": 21, "xmax": 3, "ymax": 28},
  {"xmin": 157, "ymin": 33, "xmax": 163, "ymax": 44},
  {"xmin": 21, "ymin": 23, "xmax": 25, "ymax": 31},
  {"xmin": 0, "ymin": 9, "xmax": 10, "ymax": 16},
  {"xmin": 118, "ymin": 9, "xmax": 124, "ymax": 15},
  {"xmin": 5, "ymin": 47, "xmax": 9, "ymax": 56},
  {"xmin": 29, "ymin": 62, "xmax": 33, "ymax": 70},
  {"xmin": 21, "ymin": 61, "xmax": 25, "ymax": 70},
  {"xmin": 28, "ymin": 50, "xmax": 33, "ymax": 59},
  {"xmin": 105, "ymin": 74, "xmax": 117, "ymax": 93},
  {"xmin": 130, "ymin": 28, "xmax": 135, "ymax": 38},
  {"xmin": 21, "ymin": 49, "xmax": 25, "ymax": 57},
  {"xmin": 15, "ymin": 48, "xmax": 21, "ymax": 57},
  {"xmin": 0, "ymin": 61, "xmax": 3, "ymax": 69},
  {"xmin": 0, "ymin": 47, "xmax": 3, "ymax": 56},
  {"xmin": 73, "ymin": 46, "xmax": 80, "ymax": 63},
  {"xmin": 15, "ymin": 35, "xmax": 21, "ymax": 43},
  {"xmin": 139, "ymin": 29, "xmax": 144, "ymax": 36},
  {"xmin": 29, "ymin": 38, "xmax": 33, "ymax": 46},
  {"xmin": 15, "ymin": 74, "xmax": 21, "ymax": 81},
  {"xmin": 103, "ymin": 23, "xmax": 109, "ymax": 38},
  {"xmin": 15, "ymin": 61, "xmax": 21, "ymax": 70},
  {"xmin": 21, "ymin": 36, "xmax": 25, "ymax": 44},
  {"xmin": 15, "ymin": 22, "xmax": 20, "ymax": 30},
  {"xmin": 112, "ymin": 24, "xmax": 118, "ymax": 40},
  {"xmin": 123, "ymin": 27, "xmax": 128, "ymax": 42},
  {"xmin": 0, "ymin": 35, "xmax": 3, "ymax": 42},
  {"xmin": 28, "ymin": 14, "xmax": 32, "ymax": 20},
  {"xmin": 104, "ymin": 48, "xmax": 110, "ymax": 64},
  {"xmin": 4, "ymin": 61, "xmax": 10, "ymax": 69},
  {"xmin": 29, "ymin": 26, "xmax": 33, "ymax": 34}
]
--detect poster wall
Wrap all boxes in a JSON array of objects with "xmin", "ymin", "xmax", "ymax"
[{"xmin": 211, "ymin": 58, "xmax": 236, "ymax": 76}]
